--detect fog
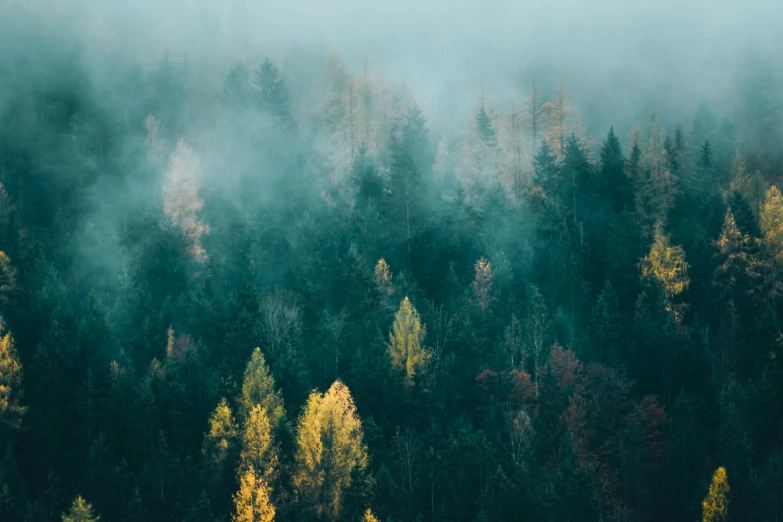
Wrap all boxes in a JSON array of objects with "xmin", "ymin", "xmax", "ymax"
[{"xmin": 5, "ymin": 0, "xmax": 783, "ymax": 136}]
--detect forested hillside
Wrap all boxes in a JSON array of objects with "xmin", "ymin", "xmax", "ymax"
[{"xmin": 1, "ymin": 7, "xmax": 783, "ymax": 522}]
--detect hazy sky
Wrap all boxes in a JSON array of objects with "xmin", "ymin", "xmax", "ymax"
[{"xmin": 5, "ymin": 0, "xmax": 783, "ymax": 136}]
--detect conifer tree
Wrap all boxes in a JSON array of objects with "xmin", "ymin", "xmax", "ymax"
[
  {"xmin": 475, "ymin": 104, "xmax": 497, "ymax": 148},
  {"xmin": 222, "ymin": 62, "xmax": 252, "ymax": 110},
  {"xmin": 387, "ymin": 297, "xmax": 430, "ymax": 387},
  {"xmin": 233, "ymin": 466, "xmax": 275, "ymax": 522},
  {"xmin": 363, "ymin": 508, "xmax": 380, "ymax": 522},
  {"xmin": 532, "ymin": 141, "xmax": 560, "ymax": 196},
  {"xmin": 702, "ymin": 466, "xmax": 729, "ymax": 522},
  {"xmin": 294, "ymin": 380, "xmax": 368, "ymax": 520},
  {"xmin": 253, "ymin": 58, "xmax": 295, "ymax": 131},
  {"xmin": 62, "ymin": 496, "xmax": 99, "ymax": 522},
  {"xmin": 599, "ymin": 127, "xmax": 631, "ymax": 212}
]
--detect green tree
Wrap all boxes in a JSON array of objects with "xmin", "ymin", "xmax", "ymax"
[
  {"xmin": 599, "ymin": 126, "xmax": 631, "ymax": 213},
  {"xmin": 253, "ymin": 58, "xmax": 295, "ymax": 131}
]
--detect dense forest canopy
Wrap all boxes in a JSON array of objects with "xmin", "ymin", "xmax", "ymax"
[{"xmin": 1, "ymin": 1, "xmax": 783, "ymax": 521}]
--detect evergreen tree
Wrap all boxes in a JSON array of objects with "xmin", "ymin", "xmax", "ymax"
[
  {"xmin": 599, "ymin": 127, "xmax": 631, "ymax": 213},
  {"xmin": 475, "ymin": 104, "xmax": 497, "ymax": 148},
  {"xmin": 532, "ymin": 141, "xmax": 560, "ymax": 196},
  {"xmin": 253, "ymin": 58, "xmax": 295, "ymax": 131}
]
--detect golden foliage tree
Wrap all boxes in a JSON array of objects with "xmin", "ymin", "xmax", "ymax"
[
  {"xmin": 233, "ymin": 466, "xmax": 275, "ymax": 522},
  {"xmin": 240, "ymin": 348, "xmax": 286, "ymax": 430},
  {"xmin": 204, "ymin": 397, "xmax": 237, "ymax": 472},
  {"xmin": 761, "ymin": 185, "xmax": 783, "ymax": 261},
  {"xmin": 162, "ymin": 139, "xmax": 210, "ymax": 261},
  {"xmin": 471, "ymin": 257, "xmax": 494, "ymax": 314},
  {"xmin": 62, "ymin": 496, "xmax": 99, "ymax": 522},
  {"xmin": 640, "ymin": 222, "xmax": 690, "ymax": 301},
  {"xmin": 362, "ymin": 508, "xmax": 380, "ymax": 522},
  {"xmin": 294, "ymin": 380, "xmax": 368, "ymax": 520},
  {"xmin": 374, "ymin": 258, "xmax": 393, "ymax": 296},
  {"xmin": 386, "ymin": 297, "xmax": 430, "ymax": 387},
  {"xmin": 702, "ymin": 466, "xmax": 729, "ymax": 522},
  {"xmin": 239, "ymin": 404, "xmax": 279, "ymax": 484},
  {"xmin": 0, "ymin": 317, "xmax": 25, "ymax": 428}
]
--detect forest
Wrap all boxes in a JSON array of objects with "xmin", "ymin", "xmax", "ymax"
[{"xmin": 1, "ymin": 2, "xmax": 783, "ymax": 522}]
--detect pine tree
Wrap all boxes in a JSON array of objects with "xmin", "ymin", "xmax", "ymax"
[
  {"xmin": 294, "ymin": 380, "xmax": 368, "ymax": 520},
  {"xmin": 222, "ymin": 62, "xmax": 252, "ymax": 110},
  {"xmin": 387, "ymin": 297, "xmax": 430, "ymax": 387},
  {"xmin": 233, "ymin": 466, "xmax": 275, "ymax": 522},
  {"xmin": 0, "ymin": 317, "xmax": 25, "ymax": 429},
  {"xmin": 599, "ymin": 127, "xmax": 631, "ymax": 213},
  {"xmin": 388, "ymin": 129, "xmax": 424, "ymax": 263},
  {"xmin": 702, "ymin": 466, "xmax": 729, "ymax": 522},
  {"xmin": 532, "ymin": 141, "xmax": 560, "ymax": 196},
  {"xmin": 240, "ymin": 348, "xmax": 286, "ymax": 432},
  {"xmin": 590, "ymin": 281, "xmax": 621, "ymax": 365},
  {"xmin": 62, "ymin": 496, "xmax": 99, "ymax": 522},
  {"xmin": 253, "ymin": 58, "xmax": 295, "ymax": 131},
  {"xmin": 561, "ymin": 133, "xmax": 591, "ymax": 222},
  {"xmin": 476, "ymin": 104, "xmax": 497, "ymax": 148}
]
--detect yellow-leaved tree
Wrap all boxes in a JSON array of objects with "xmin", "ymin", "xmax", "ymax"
[
  {"xmin": 761, "ymin": 185, "xmax": 783, "ymax": 261},
  {"xmin": 640, "ymin": 222, "xmax": 689, "ymax": 320},
  {"xmin": 387, "ymin": 297, "xmax": 430, "ymax": 388},
  {"xmin": 702, "ymin": 466, "xmax": 729, "ymax": 522},
  {"xmin": 362, "ymin": 508, "xmax": 380, "ymax": 522},
  {"xmin": 233, "ymin": 466, "xmax": 275, "ymax": 522},
  {"xmin": 239, "ymin": 404, "xmax": 279, "ymax": 484},
  {"xmin": 240, "ymin": 348, "xmax": 286, "ymax": 430},
  {"xmin": 204, "ymin": 398, "xmax": 237, "ymax": 474},
  {"xmin": 471, "ymin": 257, "xmax": 494, "ymax": 314},
  {"xmin": 162, "ymin": 139, "xmax": 210, "ymax": 261},
  {"xmin": 0, "ymin": 316, "xmax": 25, "ymax": 429},
  {"xmin": 62, "ymin": 496, "xmax": 99, "ymax": 522},
  {"xmin": 293, "ymin": 380, "xmax": 368, "ymax": 521}
]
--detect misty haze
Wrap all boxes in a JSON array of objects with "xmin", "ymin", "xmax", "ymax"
[{"xmin": 1, "ymin": 1, "xmax": 783, "ymax": 521}]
